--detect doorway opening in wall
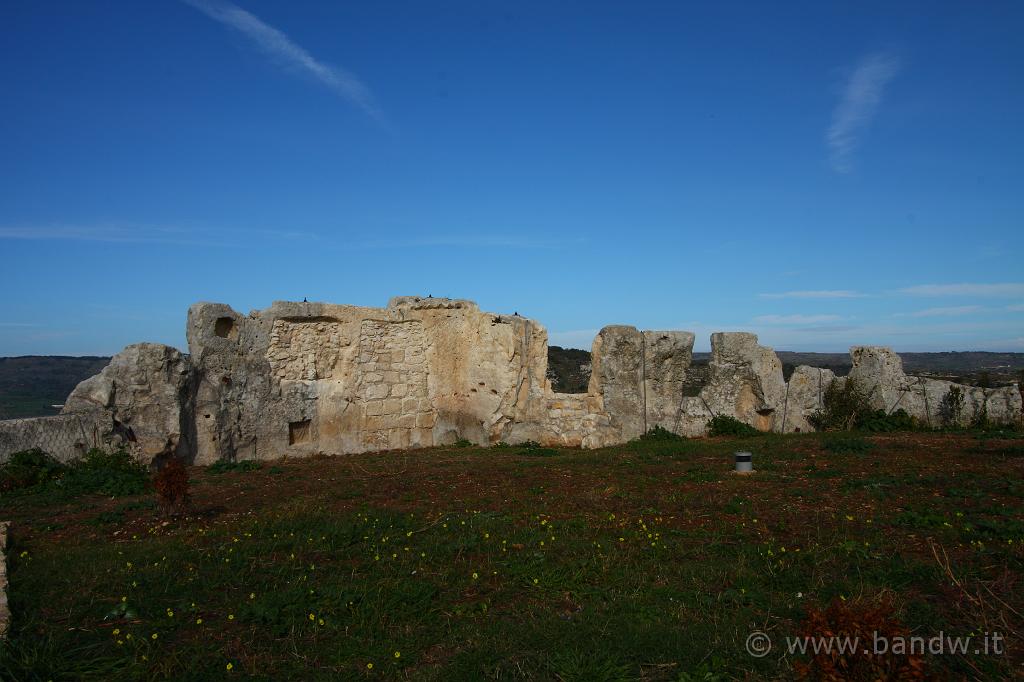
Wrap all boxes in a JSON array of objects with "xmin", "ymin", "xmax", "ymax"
[
  {"xmin": 288, "ymin": 419, "xmax": 311, "ymax": 445},
  {"xmin": 683, "ymin": 353, "xmax": 711, "ymax": 396},
  {"xmin": 547, "ymin": 346, "xmax": 591, "ymax": 393}
]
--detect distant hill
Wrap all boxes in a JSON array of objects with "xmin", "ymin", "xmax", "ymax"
[
  {"xmin": 769, "ymin": 351, "xmax": 1024, "ymax": 385},
  {"xmin": 550, "ymin": 348, "xmax": 1024, "ymax": 394},
  {"xmin": 770, "ymin": 351, "xmax": 1024, "ymax": 375},
  {"xmin": 0, "ymin": 356, "xmax": 110, "ymax": 419},
  {"xmin": 546, "ymin": 346, "xmax": 592, "ymax": 393}
]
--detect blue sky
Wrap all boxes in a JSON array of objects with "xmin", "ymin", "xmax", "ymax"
[{"xmin": 1, "ymin": 1, "xmax": 1022, "ymax": 355}]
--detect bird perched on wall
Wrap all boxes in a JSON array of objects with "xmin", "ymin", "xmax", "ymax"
[{"xmin": 303, "ymin": 297, "xmax": 307, "ymax": 302}]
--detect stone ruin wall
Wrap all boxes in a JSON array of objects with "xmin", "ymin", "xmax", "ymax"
[{"xmin": 0, "ymin": 296, "xmax": 1021, "ymax": 465}]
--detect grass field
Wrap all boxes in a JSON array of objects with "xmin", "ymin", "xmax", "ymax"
[
  {"xmin": 1, "ymin": 431, "xmax": 1023, "ymax": 680},
  {"xmin": 0, "ymin": 394, "xmax": 63, "ymax": 421}
]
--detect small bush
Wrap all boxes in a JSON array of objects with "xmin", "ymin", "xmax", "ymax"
[
  {"xmin": 208, "ymin": 459, "xmax": 263, "ymax": 474},
  {"xmin": 511, "ymin": 440, "xmax": 559, "ymax": 456},
  {"xmin": 938, "ymin": 385, "xmax": 965, "ymax": 427},
  {"xmin": 1, "ymin": 447, "xmax": 147, "ymax": 498},
  {"xmin": 490, "ymin": 440, "xmax": 561, "ymax": 457},
  {"xmin": 969, "ymin": 402, "xmax": 991, "ymax": 430},
  {"xmin": 62, "ymin": 448, "xmax": 149, "ymax": 497},
  {"xmin": 639, "ymin": 425, "xmax": 683, "ymax": 441},
  {"xmin": 452, "ymin": 438, "xmax": 473, "ymax": 448},
  {"xmin": 0, "ymin": 449, "xmax": 66, "ymax": 492},
  {"xmin": 858, "ymin": 408, "xmax": 918, "ymax": 433},
  {"xmin": 809, "ymin": 378, "xmax": 872, "ymax": 431},
  {"xmin": 793, "ymin": 599, "xmax": 926, "ymax": 680},
  {"xmin": 707, "ymin": 415, "xmax": 759, "ymax": 437},
  {"xmin": 626, "ymin": 428, "xmax": 699, "ymax": 458},
  {"xmin": 975, "ymin": 427, "xmax": 1023, "ymax": 440},
  {"xmin": 153, "ymin": 457, "xmax": 190, "ymax": 517}
]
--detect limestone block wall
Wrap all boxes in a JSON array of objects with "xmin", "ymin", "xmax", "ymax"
[
  {"xmin": 537, "ymin": 393, "xmax": 612, "ymax": 448},
  {"xmin": 268, "ymin": 319, "xmax": 347, "ymax": 381},
  {"xmin": 180, "ymin": 297, "xmax": 560, "ymax": 463},
  {"xmin": 355, "ymin": 319, "xmax": 432, "ymax": 450},
  {"xmin": 2, "ymin": 296, "xmax": 1021, "ymax": 465}
]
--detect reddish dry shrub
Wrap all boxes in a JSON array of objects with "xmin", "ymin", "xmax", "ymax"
[
  {"xmin": 153, "ymin": 457, "xmax": 190, "ymax": 517},
  {"xmin": 793, "ymin": 598, "xmax": 927, "ymax": 681}
]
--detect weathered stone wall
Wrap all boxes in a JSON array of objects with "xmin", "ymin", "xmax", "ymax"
[
  {"xmin": 1, "ymin": 296, "xmax": 1020, "ymax": 465},
  {"xmin": 176, "ymin": 297, "xmax": 560, "ymax": 463},
  {"xmin": 0, "ymin": 414, "xmax": 106, "ymax": 463}
]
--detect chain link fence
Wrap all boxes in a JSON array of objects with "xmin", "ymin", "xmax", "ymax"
[{"xmin": 0, "ymin": 414, "xmax": 103, "ymax": 464}]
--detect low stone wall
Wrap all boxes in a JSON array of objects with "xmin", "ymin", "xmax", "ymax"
[{"xmin": 0, "ymin": 414, "xmax": 104, "ymax": 464}]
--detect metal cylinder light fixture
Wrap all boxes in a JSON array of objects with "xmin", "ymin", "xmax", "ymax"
[{"xmin": 734, "ymin": 451, "xmax": 753, "ymax": 474}]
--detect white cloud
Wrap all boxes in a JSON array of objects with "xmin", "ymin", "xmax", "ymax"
[
  {"xmin": 181, "ymin": 0, "xmax": 381, "ymax": 120},
  {"xmin": 793, "ymin": 325, "xmax": 860, "ymax": 333},
  {"xmin": 896, "ymin": 306, "xmax": 984, "ymax": 318},
  {"xmin": 356, "ymin": 235, "xmax": 587, "ymax": 249},
  {"xmin": 752, "ymin": 314, "xmax": 844, "ymax": 325},
  {"xmin": 758, "ymin": 290, "xmax": 865, "ymax": 299},
  {"xmin": 898, "ymin": 283, "xmax": 1024, "ymax": 297},
  {"xmin": 0, "ymin": 225, "xmax": 316, "ymax": 245},
  {"xmin": 827, "ymin": 52, "xmax": 901, "ymax": 173}
]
